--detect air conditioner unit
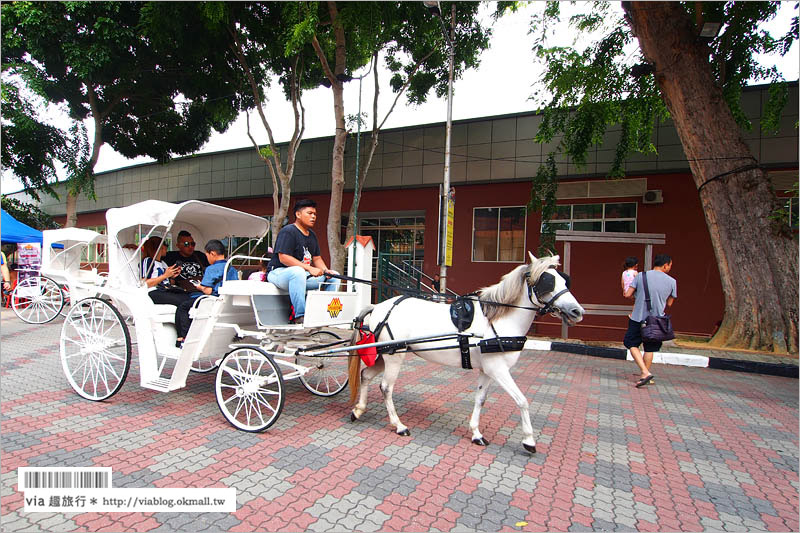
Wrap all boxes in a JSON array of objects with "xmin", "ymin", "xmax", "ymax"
[{"xmin": 642, "ymin": 190, "xmax": 663, "ymax": 204}]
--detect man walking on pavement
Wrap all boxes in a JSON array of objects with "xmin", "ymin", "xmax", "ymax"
[
  {"xmin": 267, "ymin": 199, "xmax": 340, "ymax": 325},
  {"xmin": 623, "ymin": 254, "xmax": 677, "ymax": 387}
]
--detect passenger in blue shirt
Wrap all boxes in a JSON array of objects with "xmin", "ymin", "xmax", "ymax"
[{"xmin": 174, "ymin": 239, "xmax": 238, "ymax": 348}]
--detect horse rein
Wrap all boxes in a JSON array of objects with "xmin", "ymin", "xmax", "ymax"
[{"xmin": 327, "ymin": 270, "xmax": 571, "ymax": 318}]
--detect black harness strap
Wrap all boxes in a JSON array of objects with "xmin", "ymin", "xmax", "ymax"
[
  {"xmin": 372, "ymin": 294, "xmax": 412, "ymax": 354},
  {"xmin": 459, "ymin": 335, "xmax": 472, "ymax": 369}
]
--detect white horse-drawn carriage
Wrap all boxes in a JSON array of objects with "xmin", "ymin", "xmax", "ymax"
[
  {"xmin": 57, "ymin": 199, "xmax": 585, "ymax": 453},
  {"xmin": 11, "ymin": 228, "xmax": 107, "ymax": 324}
]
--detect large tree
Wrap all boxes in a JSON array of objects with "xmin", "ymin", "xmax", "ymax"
[
  {"xmin": 142, "ymin": 2, "xmax": 321, "ymax": 246},
  {"xmin": 532, "ymin": 1, "xmax": 798, "ymax": 352},
  {"xmin": 292, "ymin": 1, "xmax": 492, "ymax": 272},
  {"xmin": 2, "ymin": 1, "xmax": 244, "ymax": 226}
]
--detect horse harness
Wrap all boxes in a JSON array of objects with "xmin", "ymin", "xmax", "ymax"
[{"xmin": 360, "ymin": 267, "xmax": 571, "ymax": 370}]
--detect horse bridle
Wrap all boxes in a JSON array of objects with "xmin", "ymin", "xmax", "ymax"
[{"xmin": 525, "ymin": 268, "xmax": 572, "ymax": 316}]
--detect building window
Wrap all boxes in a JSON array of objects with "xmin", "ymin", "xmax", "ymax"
[
  {"xmin": 542, "ymin": 202, "xmax": 637, "ymax": 233},
  {"xmin": 472, "ymin": 207, "xmax": 526, "ymax": 262},
  {"xmin": 80, "ymin": 225, "xmax": 107, "ymax": 263}
]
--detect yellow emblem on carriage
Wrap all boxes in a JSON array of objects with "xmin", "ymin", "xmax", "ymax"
[{"xmin": 327, "ymin": 297, "xmax": 343, "ymax": 318}]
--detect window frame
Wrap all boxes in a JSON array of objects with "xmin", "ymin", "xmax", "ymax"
[
  {"xmin": 471, "ymin": 205, "xmax": 527, "ymax": 263},
  {"xmin": 542, "ymin": 202, "xmax": 638, "ymax": 233}
]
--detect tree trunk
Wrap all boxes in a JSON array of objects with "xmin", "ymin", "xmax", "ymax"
[
  {"xmin": 65, "ymin": 193, "xmax": 78, "ymax": 228},
  {"xmin": 318, "ymin": 1, "xmax": 348, "ymax": 273},
  {"xmin": 625, "ymin": 1, "xmax": 798, "ymax": 353}
]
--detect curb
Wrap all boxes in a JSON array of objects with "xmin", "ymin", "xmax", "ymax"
[{"xmin": 524, "ymin": 339, "xmax": 799, "ymax": 379}]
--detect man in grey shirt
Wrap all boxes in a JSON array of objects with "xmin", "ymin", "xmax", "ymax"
[{"xmin": 623, "ymin": 254, "xmax": 677, "ymax": 387}]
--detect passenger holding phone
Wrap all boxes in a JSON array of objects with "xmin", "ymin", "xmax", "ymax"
[
  {"xmin": 140, "ymin": 237, "xmax": 192, "ymax": 307},
  {"xmin": 164, "ymin": 230, "xmax": 209, "ymax": 292},
  {"xmin": 174, "ymin": 240, "xmax": 238, "ymax": 348}
]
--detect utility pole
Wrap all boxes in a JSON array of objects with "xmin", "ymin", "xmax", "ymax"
[{"xmin": 425, "ymin": 1, "xmax": 456, "ymax": 293}]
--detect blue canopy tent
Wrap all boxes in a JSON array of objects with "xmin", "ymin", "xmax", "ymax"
[{"xmin": 1, "ymin": 209, "xmax": 43, "ymax": 244}]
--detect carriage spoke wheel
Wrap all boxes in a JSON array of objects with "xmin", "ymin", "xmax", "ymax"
[
  {"xmin": 215, "ymin": 347, "xmax": 285, "ymax": 432},
  {"xmin": 297, "ymin": 330, "xmax": 349, "ymax": 397},
  {"xmin": 12, "ymin": 276, "xmax": 64, "ymax": 324},
  {"xmin": 59, "ymin": 286, "xmax": 71, "ymax": 317},
  {"xmin": 190, "ymin": 355, "xmax": 219, "ymax": 373},
  {"xmin": 60, "ymin": 297, "xmax": 131, "ymax": 401}
]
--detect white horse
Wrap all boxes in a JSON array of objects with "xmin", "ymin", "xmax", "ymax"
[{"xmin": 348, "ymin": 252, "xmax": 585, "ymax": 454}]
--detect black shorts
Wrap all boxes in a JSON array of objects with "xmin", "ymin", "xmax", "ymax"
[{"xmin": 623, "ymin": 318, "xmax": 662, "ymax": 353}]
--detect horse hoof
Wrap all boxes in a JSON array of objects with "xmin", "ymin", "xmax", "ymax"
[
  {"xmin": 397, "ymin": 429, "xmax": 411, "ymax": 437},
  {"xmin": 523, "ymin": 443, "xmax": 536, "ymax": 454},
  {"xmin": 350, "ymin": 412, "xmax": 358, "ymax": 422},
  {"xmin": 472, "ymin": 437, "xmax": 489, "ymax": 446}
]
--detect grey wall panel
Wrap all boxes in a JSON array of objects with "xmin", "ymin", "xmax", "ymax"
[
  {"xmin": 466, "ymin": 160, "xmax": 490, "ymax": 181},
  {"xmin": 492, "ymin": 118, "xmax": 517, "ymax": 142},
  {"xmin": 424, "ymin": 126, "xmax": 445, "ymax": 148},
  {"xmin": 422, "ymin": 163, "xmax": 444, "ymax": 184},
  {"xmin": 402, "ymin": 165, "xmax": 423, "ymax": 185},
  {"xmin": 468, "ymin": 122, "xmax": 491, "ymax": 144}
]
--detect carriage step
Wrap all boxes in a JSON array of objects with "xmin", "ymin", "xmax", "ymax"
[{"xmin": 142, "ymin": 377, "xmax": 176, "ymax": 392}]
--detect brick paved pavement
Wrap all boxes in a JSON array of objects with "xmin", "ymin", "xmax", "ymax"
[{"xmin": 1, "ymin": 308, "xmax": 797, "ymax": 532}]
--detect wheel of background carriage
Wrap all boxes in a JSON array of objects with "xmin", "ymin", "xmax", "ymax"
[
  {"xmin": 297, "ymin": 330, "xmax": 349, "ymax": 397},
  {"xmin": 60, "ymin": 297, "xmax": 132, "ymax": 401},
  {"xmin": 59, "ymin": 285, "xmax": 71, "ymax": 317},
  {"xmin": 215, "ymin": 346, "xmax": 285, "ymax": 432},
  {"xmin": 11, "ymin": 275, "xmax": 64, "ymax": 324},
  {"xmin": 190, "ymin": 354, "xmax": 219, "ymax": 374}
]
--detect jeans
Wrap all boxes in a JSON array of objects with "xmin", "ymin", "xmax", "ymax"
[{"xmin": 267, "ymin": 266, "xmax": 341, "ymax": 318}]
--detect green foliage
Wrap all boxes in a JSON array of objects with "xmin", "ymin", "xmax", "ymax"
[
  {"xmin": 300, "ymin": 2, "xmax": 492, "ymax": 105},
  {"xmin": 0, "ymin": 81, "xmax": 63, "ymax": 200},
  {"xmin": 2, "ymin": 1, "xmax": 246, "ymax": 182},
  {"xmin": 527, "ymin": 153, "xmax": 558, "ymax": 255},
  {"xmin": 528, "ymin": 1, "xmax": 797, "ymax": 241},
  {"xmin": 1, "ymin": 196, "xmax": 60, "ymax": 230},
  {"xmin": 769, "ymin": 181, "xmax": 799, "ymax": 238},
  {"xmin": 258, "ymin": 146, "xmax": 274, "ymax": 159}
]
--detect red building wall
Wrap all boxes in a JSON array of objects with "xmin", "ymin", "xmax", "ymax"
[{"xmin": 67, "ymin": 172, "xmax": 726, "ymax": 342}]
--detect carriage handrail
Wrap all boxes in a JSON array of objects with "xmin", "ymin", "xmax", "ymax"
[
  {"xmin": 223, "ymin": 254, "xmax": 270, "ymax": 282},
  {"xmin": 47, "ymin": 241, "xmax": 91, "ymax": 272},
  {"xmin": 400, "ymin": 259, "xmax": 459, "ymax": 297},
  {"xmin": 112, "ymin": 223, "xmax": 167, "ymax": 289}
]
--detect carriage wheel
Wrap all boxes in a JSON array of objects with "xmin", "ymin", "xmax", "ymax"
[
  {"xmin": 215, "ymin": 346, "xmax": 285, "ymax": 432},
  {"xmin": 60, "ymin": 297, "xmax": 131, "ymax": 401},
  {"xmin": 190, "ymin": 355, "xmax": 219, "ymax": 374},
  {"xmin": 59, "ymin": 285, "xmax": 71, "ymax": 317},
  {"xmin": 11, "ymin": 276, "xmax": 64, "ymax": 324},
  {"xmin": 297, "ymin": 330, "xmax": 349, "ymax": 397}
]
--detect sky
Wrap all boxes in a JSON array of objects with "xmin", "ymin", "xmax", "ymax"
[{"xmin": 2, "ymin": 1, "xmax": 798, "ymax": 194}]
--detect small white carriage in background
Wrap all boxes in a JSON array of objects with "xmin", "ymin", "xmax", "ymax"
[
  {"xmin": 11, "ymin": 228, "xmax": 107, "ymax": 324},
  {"xmin": 59, "ymin": 199, "xmax": 374, "ymax": 432}
]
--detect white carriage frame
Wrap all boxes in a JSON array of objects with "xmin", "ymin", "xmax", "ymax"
[{"xmin": 58, "ymin": 199, "xmax": 374, "ymax": 405}]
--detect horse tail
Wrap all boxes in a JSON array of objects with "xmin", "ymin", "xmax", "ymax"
[
  {"xmin": 349, "ymin": 305, "xmax": 374, "ymax": 406},
  {"xmin": 348, "ymin": 347, "xmax": 361, "ymax": 406}
]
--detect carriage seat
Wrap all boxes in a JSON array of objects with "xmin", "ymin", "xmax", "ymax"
[
  {"xmin": 150, "ymin": 303, "xmax": 178, "ymax": 323},
  {"xmin": 218, "ymin": 279, "xmax": 287, "ymax": 297}
]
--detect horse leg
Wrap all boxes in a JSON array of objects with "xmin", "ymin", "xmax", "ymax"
[
  {"xmin": 469, "ymin": 371, "xmax": 492, "ymax": 446},
  {"xmin": 485, "ymin": 366, "xmax": 537, "ymax": 454},
  {"xmin": 351, "ymin": 356, "xmax": 385, "ymax": 421},
  {"xmin": 380, "ymin": 353, "xmax": 410, "ymax": 436}
]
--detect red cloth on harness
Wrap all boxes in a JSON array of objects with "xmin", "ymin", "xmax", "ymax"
[{"xmin": 356, "ymin": 330, "xmax": 377, "ymax": 366}]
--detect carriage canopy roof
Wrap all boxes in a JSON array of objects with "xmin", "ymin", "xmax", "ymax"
[{"xmin": 106, "ymin": 200, "xmax": 269, "ymax": 243}]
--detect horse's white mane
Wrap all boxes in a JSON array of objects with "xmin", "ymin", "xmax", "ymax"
[{"xmin": 479, "ymin": 254, "xmax": 561, "ymax": 322}]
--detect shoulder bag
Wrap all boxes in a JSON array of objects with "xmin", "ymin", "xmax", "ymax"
[{"xmin": 641, "ymin": 271, "xmax": 675, "ymax": 342}]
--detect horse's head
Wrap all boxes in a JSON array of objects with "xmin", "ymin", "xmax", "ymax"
[{"xmin": 525, "ymin": 252, "xmax": 584, "ymax": 325}]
